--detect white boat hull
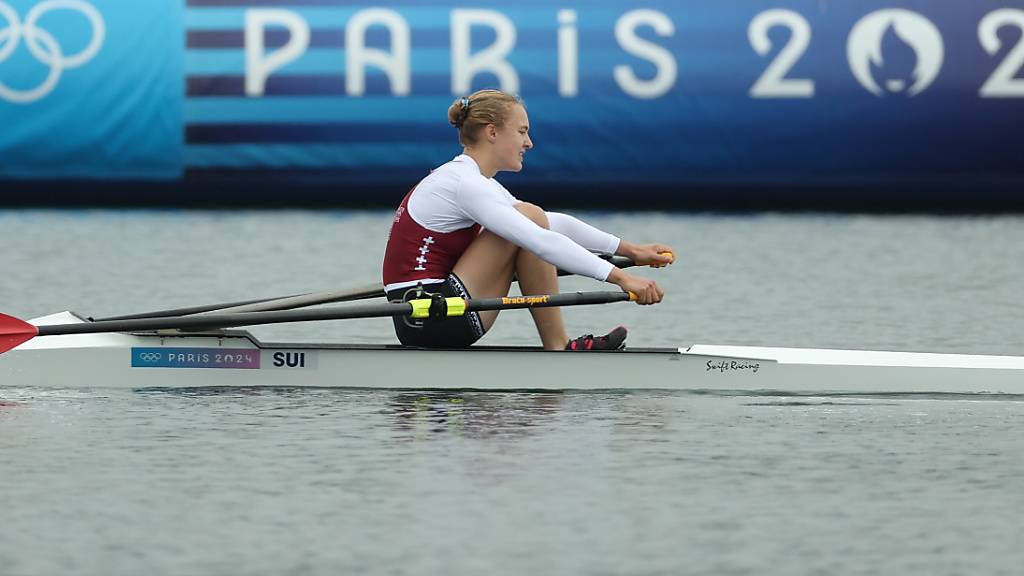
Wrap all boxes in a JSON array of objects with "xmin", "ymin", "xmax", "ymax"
[{"xmin": 3, "ymin": 312, "xmax": 1024, "ymax": 395}]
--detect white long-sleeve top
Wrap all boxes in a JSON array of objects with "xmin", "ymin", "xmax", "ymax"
[{"xmin": 382, "ymin": 154, "xmax": 619, "ymax": 291}]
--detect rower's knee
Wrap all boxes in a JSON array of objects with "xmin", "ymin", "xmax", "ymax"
[{"xmin": 515, "ymin": 202, "xmax": 549, "ymax": 229}]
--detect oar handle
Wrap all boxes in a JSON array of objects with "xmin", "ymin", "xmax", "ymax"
[
  {"xmin": 407, "ymin": 290, "xmax": 635, "ymax": 319},
  {"xmin": 648, "ymin": 251, "xmax": 675, "ymax": 269},
  {"xmin": 463, "ymin": 291, "xmax": 634, "ymax": 315}
]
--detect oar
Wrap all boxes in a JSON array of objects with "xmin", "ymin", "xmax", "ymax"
[
  {"xmin": 93, "ymin": 254, "xmax": 648, "ymax": 321},
  {"xmin": 91, "ymin": 283, "xmax": 383, "ymax": 321},
  {"xmin": 0, "ymin": 291, "xmax": 635, "ymax": 354}
]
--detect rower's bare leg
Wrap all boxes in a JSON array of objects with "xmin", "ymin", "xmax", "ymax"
[
  {"xmin": 453, "ymin": 232, "xmax": 517, "ymax": 331},
  {"xmin": 453, "ymin": 203, "xmax": 568, "ymax": 350},
  {"xmin": 508, "ymin": 203, "xmax": 568, "ymax": 349}
]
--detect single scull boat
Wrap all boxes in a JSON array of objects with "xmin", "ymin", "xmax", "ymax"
[{"xmin": 4, "ymin": 309, "xmax": 1023, "ymax": 395}]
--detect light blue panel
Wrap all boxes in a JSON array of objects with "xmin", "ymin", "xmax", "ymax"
[
  {"xmin": 0, "ymin": 0, "xmax": 183, "ymax": 179},
  {"xmin": 186, "ymin": 143, "xmax": 453, "ymax": 168},
  {"xmin": 187, "ymin": 96, "xmax": 451, "ymax": 123},
  {"xmin": 184, "ymin": 6, "xmax": 627, "ymax": 30}
]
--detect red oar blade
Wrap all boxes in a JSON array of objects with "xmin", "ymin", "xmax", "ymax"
[{"xmin": 0, "ymin": 313, "xmax": 39, "ymax": 354}]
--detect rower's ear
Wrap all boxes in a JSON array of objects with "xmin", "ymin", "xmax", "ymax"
[{"xmin": 485, "ymin": 123, "xmax": 498, "ymax": 142}]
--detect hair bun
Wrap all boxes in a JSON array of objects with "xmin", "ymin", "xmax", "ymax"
[
  {"xmin": 447, "ymin": 98, "xmax": 470, "ymax": 128},
  {"xmin": 447, "ymin": 90, "xmax": 521, "ymax": 145}
]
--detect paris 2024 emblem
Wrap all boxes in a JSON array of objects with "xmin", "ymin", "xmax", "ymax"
[{"xmin": 847, "ymin": 9, "xmax": 944, "ymax": 97}]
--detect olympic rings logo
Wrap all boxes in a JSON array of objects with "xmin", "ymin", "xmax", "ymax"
[
  {"xmin": 137, "ymin": 352, "xmax": 162, "ymax": 362},
  {"xmin": 0, "ymin": 0, "xmax": 104, "ymax": 104}
]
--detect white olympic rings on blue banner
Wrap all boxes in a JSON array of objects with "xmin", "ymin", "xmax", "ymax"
[
  {"xmin": 0, "ymin": 0, "xmax": 104, "ymax": 103},
  {"xmin": 137, "ymin": 352, "xmax": 162, "ymax": 362}
]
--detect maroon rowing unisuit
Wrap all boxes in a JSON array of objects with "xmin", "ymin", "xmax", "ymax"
[{"xmin": 382, "ymin": 186, "xmax": 480, "ymax": 290}]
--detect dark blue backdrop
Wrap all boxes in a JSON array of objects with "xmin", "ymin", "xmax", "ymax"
[{"xmin": 2, "ymin": 1, "xmax": 1023, "ymax": 206}]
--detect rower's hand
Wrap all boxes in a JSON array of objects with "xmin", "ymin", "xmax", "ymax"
[
  {"xmin": 608, "ymin": 269, "xmax": 664, "ymax": 305},
  {"xmin": 623, "ymin": 243, "xmax": 676, "ymax": 268}
]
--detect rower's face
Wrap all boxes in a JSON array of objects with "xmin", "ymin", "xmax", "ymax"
[{"xmin": 493, "ymin": 104, "xmax": 532, "ymax": 172}]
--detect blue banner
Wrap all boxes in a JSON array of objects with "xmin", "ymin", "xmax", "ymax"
[
  {"xmin": 3, "ymin": 1, "xmax": 1024, "ymax": 198},
  {"xmin": 0, "ymin": 0, "xmax": 182, "ymax": 179},
  {"xmin": 182, "ymin": 0, "xmax": 1024, "ymax": 190}
]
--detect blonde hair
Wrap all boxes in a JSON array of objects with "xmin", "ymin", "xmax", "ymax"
[{"xmin": 447, "ymin": 89, "xmax": 522, "ymax": 146}]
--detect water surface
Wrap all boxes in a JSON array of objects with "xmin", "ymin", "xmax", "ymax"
[{"xmin": 2, "ymin": 210, "xmax": 1023, "ymax": 575}]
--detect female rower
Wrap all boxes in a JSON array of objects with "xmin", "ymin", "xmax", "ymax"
[{"xmin": 382, "ymin": 89, "xmax": 673, "ymax": 351}]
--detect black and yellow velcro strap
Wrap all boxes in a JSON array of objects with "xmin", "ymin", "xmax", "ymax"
[
  {"xmin": 409, "ymin": 298, "xmax": 432, "ymax": 319},
  {"xmin": 444, "ymin": 297, "xmax": 466, "ymax": 317},
  {"xmin": 408, "ymin": 297, "xmax": 467, "ymax": 319}
]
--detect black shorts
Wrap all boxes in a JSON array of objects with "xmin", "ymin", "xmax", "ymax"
[{"xmin": 386, "ymin": 273, "xmax": 486, "ymax": 348}]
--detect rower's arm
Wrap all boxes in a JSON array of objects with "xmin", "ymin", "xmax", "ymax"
[
  {"xmin": 545, "ymin": 212, "xmax": 620, "ymax": 256},
  {"xmin": 458, "ymin": 184, "xmax": 614, "ymax": 281},
  {"xmin": 500, "ymin": 185, "xmax": 620, "ymax": 256}
]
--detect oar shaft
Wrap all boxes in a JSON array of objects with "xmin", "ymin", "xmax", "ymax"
[
  {"xmin": 92, "ymin": 295, "xmax": 303, "ymax": 321},
  {"xmin": 209, "ymin": 284, "xmax": 384, "ymax": 314},
  {"xmin": 92, "ymin": 255, "xmax": 643, "ymax": 321},
  {"xmin": 39, "ymin": 302, "xmax": 415, "ymax": 336},
  {"xmin": 30, "ymin": 291, "xmax": 634, "ymax": 338},
  {"xmin": 94, "ymin": 284, "xmax": 386, "ymax": 321}
]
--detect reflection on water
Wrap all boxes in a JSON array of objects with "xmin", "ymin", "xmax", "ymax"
[
  {"xmin": 0, "ymin": 400, "xmax": 23, "ymax": 421},
  {"xmin": 385, "ymin": 392, "xmax": 563, "ymax": 437},
  {"xmin": 132, "ymin": 387, "xmax": 687, "ymax": 443},
  {"xmin": 382, "ymin": 391, "xmax": 689, "ymax": 442}
]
